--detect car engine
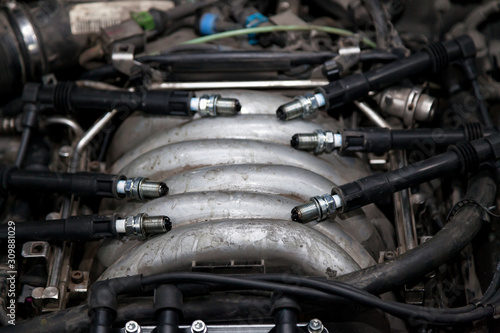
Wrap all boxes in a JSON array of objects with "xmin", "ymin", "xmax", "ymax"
[{"xmin": 1, "ymin": 0, "xmax": 500, "ymax": 332}]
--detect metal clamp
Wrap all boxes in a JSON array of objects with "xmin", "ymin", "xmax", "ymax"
[{"xmin": 111, "ymin": 44, "xmax": 142, "ymax": 77}]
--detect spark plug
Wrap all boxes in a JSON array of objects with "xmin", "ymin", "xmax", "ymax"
[
  {"xmin": 292, "ymin": 123, "xmax": 485, "ymax": 155},
  {"xmin": 291, "ymin": 194, "xmax": 342, "ymax": 222},
  {"xmin": 276, "ymin": 93, "xmax": 326, "ymax": 121},
  {"xmin": 276, "ymin": 35, "xmax": 476, "ymax": 120},
  {"xmin": 0, "ymin": 214, "xmax": 171, "ymax": 241},
  {"xmin": 23, "ymin": 82, "xmax": 241, "ymax": 118},
  {"xmin": 292, "ymin": 133, "xmax": 500, "ymax": 223},
  {"xmin": 190, "ymin": 94, "xmax": 242, "ymax": 117},
  {"xmin": 116, "ymin": 177, "xmax": 169, "ymax": 200},
  {"xmin": 291, "ymin": 130, "xmax": 342, "ymax": 154},
  {"xmin": 115, "ymin": 213, "xmax": 171, "ymax": 237},
  {"xmin": 0, "ymin": 166, "xmax": 168, "ymax": 200}
]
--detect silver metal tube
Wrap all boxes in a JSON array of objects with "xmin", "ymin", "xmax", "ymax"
[
  {"xmin": 75, "ymin": 80, "xmax": 124, "ymax": 91},
  {"xmin": 151, "ymin": 80, "xmax": 330, "ymax": 90},
  {"xmin": 42, "ymin": 116, "xmax": 84, "ymax": 138},
  {"xmin": 390, "ymin": 150, "xmax": 417, "ymax": 252},
  {"xmin": 354, "ymin": 101, "xmax": 392, "ymax": 129},
  {"xmin": 47, "ymin": 246, "xmax": 63, "ymax": 287},
  {"xmin": 69, "ymin": 109, "xmax": 118, "ymax": 173}
]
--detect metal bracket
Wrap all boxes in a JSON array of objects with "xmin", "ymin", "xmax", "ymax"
[
  {"xmin": 111, "ymin": 43, "xmax": 163, "ymax": 84},
  {"xmin": 112, "ymin": 43, "xmax": 142, "ymax": 77}
]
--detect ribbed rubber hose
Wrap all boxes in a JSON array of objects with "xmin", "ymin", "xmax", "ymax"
[{"xmin": 336, "ymin": 170, "xmax": 496, "ymax": 295}]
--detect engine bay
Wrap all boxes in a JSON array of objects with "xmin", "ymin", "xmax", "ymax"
[{"xmin": 1, "ymin": 0, "xmax": 500, "ymax": 332}]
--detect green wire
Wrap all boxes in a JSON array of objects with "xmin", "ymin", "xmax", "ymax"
[{"xmin": 181, "ymin": 25, "xmax": 377, "ymax": 48}]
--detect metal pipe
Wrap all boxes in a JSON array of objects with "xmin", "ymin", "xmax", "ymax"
[
  {"xmin": 354, "ymin": 101, "xmax": 391, "ymax": 129},
  {"xmin": 47, "ymin": 245, "xmax": 63, "ymax": 288},
  {"xmin": 69, "ymin": 109, "xmax": 118, "ymax": 173},
  {"xmin": 42, "ymin": 116, "xmax": 84, "ymax": 138},
  {"xmin": 390, "ymin": 151, "xmax": 418, "ymax": 252},
  {"xmin": 151, "ymin": 80, "xmax": 330, "ymax": 90}
]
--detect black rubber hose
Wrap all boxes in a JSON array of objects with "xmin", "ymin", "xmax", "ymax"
[
  {"xmin": 363, "ymin": 0, "xmax": 390, "ymax": 49},
  {"xmin": 481, "ymin": 258, "xmax": 500, "ymax": 303},
  {"xmin": 250, "ymin": 274, "xmax": 483, "ymax": 315},
  {"xmin": 89, "ymin": 308, "xmax": 114, "ymax": 333},
  {"xmin": 471, "ymin": 79, "xmax": 494, "ymax": 128},
  {"xmin": 336, "ymin": 171, "xmax": 496, "ymax": 295},
  {"xmin": 102, "ymin": 271, "xmax": 495, "ymax": 325}
]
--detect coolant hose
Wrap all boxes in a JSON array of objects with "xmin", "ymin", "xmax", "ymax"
[{"xmin": 336, "ymin": 170, "xmax": 497, "ymax": 295}]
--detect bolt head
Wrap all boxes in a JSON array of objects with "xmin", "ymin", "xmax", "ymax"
[
  {"xmin": 125, "ymin": 321, "xmax": 140, "ymax": 333},
  {"xmin": 58, "ymin": 145, "xmax": 73, "ymax": 159},
  {"xmin": 71, "ymin": 271, "xmax": 84, "ymax": 284},
  {"xmin": 308, "ymin": 318, "xmax": 323, "ymax": 333},
  {"xmin": 384, "ymin": 251, "xmax": 396, "ymax": 260},
  {"xmin": 191, "ymin": 320, "xmax": 207, "ymax": 333}
]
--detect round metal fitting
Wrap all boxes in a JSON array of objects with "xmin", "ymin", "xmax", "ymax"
[
  {"xmin": 191, "ymin": 320, "xmax": 207, "ymax": 333},
  {"xmin": 314, "ymin": 130, "xmax": 337, "ymax": 154},
  {"xmin": 58, "ymin": 146, "xmax": 73, "ymax": 160},
  {"xmin": 122, "ymin": 177, "xmax": 146, "ymax": 200},
  {"xmin": 295, "ymin": 93, "xmax": 319, "ymax": 117},
  {"xmin": 198, "ymin": 95, "xmax": 220, "ymax": 117},
  {"xmin": 310, "ymin": 194, "xmax": 337, "ymax": 221},
  {"xmin": 403, "ymin": 87, "xmax": 421, "ymax": 127},
  {"xmin": 308, "ymin": 318, "xmax": 324, "ymax": 333},
  {"xmin": 125, "ymin": 320, "xmax": 141, "ymax": 333},
  {"xmin": 71, "ymin": 271, "xmax": 84, "ymax": 284},
  {"xmin": 125, "ymin": 213, "xmax": 146, "ymax": 237}
]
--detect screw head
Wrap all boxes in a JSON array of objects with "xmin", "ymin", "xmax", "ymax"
[
  {"xmin": 58, "ymin": 145, "xmax": 73, "ymax": 159},
  {"xmin": 191, "ymin": 320, "xmax": 207, "ymax": 333},
  {"xmin": 71, "ymin": 271, "xmax": 84, "ymax": 284},
  {"xmin": 308, "ymin": 318, "xmax": 324, "ymax": 333},
  {"xmin": 384, "ymin": 251, "xmax": 396, "ymax": 261},
  {"xmin": 125, "ymin": 321, "xmax": 140, "ymax": 333}
]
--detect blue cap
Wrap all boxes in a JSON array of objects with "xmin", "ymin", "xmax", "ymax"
[{"xmin": 199, "ymin": 13, "xmax": 218, "ymax": 35}]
